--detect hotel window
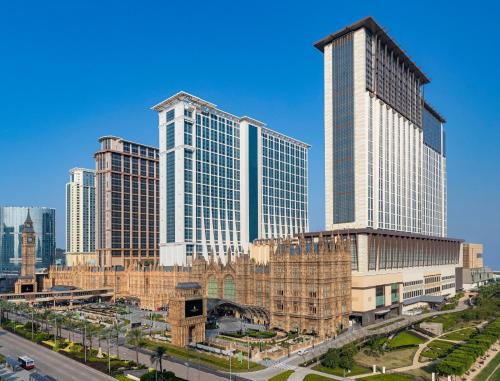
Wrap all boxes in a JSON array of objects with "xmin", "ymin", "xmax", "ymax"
[
  {"xmin": 166, "ymin": 123, "xmax": 175, "ymax": 150},
  {"xmin": 391, "ymin": 284, "xmax": 399, "ymax": 304},
  {"xmin": 166, "ymin": 109, "xmax": 175, "ymax": 122},
  {"xmin": 376, "ymin": 286, "xmax": 385, "ymax": 308}
]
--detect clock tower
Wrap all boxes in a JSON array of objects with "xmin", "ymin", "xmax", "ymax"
[{"xmin": 15, "ymin": 210, "xmax": 37, "ymax": 293}]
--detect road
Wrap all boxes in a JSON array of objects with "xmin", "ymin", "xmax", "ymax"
[
  {"xmin": 0, "ymin": 328, "xmax": 115, "ymax": 381},
  {"xmin": 5, "ymin": 311, "xmax": 245, "ymax": 381}
]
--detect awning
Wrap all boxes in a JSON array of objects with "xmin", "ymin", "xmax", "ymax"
[
  {"xmin": 375, "ymin": 309, "xmax": 391, "ymax": 315},
  {"xmin": 403, "ymin": 295, "xmax": 445, "ymax": 306}
]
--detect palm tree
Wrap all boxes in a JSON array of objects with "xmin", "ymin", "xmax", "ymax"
[
  {"xmin": 40, "ymin": 309, "xmax": 52, "ymax": 332},
  {"xmin": 126, "ymin": 328, "xmax": 145, "ymax": 364},
  {"xmin": 112, "ymin": 322, "xmax": 126, "ymax": 359},
  {"xmin": 150, "ymin": 345, "xmax": 167, "ymax": 375},
  {"xmin": 0, "ymin": 300, "xmax": 12, "ymax": 325}
]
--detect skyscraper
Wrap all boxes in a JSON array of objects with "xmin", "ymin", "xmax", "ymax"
[
  {"xmin": 95, "ymin": 136, "xmax": 159, "ymax": 267},
  {"xmin": 66, "ymin": 168, "xmax": 96, "ymax": 253},
  {"xmin": 0, "ymin": 206, "xmax": 56, "ymax": 270},
  {"xmin": 316, "ymin": 17, "xmax": 447, "ymax": 237},
  {"xmin": 152, "ymin": 92, "xmax": 309, "ymax": 266},
  {"xmin": 314, "ymin": 17, "xmax": 460, "ymax": 325}
]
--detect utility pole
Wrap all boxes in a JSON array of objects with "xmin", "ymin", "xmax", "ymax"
[
  {"xmin": 229, "ymin": 343, "xmax": 232, "ymax": 381},
  {"xmin": 84, "ymin": 321, "xmax": 87, "ymax": 363},
  {"xmin": 108, "ymin": 329, "xmax": 111, "ymax": 374}
]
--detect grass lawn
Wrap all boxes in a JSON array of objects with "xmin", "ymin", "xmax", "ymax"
[
  {"xmin": 114, "ymin": 375, "xmax": 131, "ymax": 381},
  {"xmin": 420, "ymin": 340, "xmax": 454, "ymax": 360},
  {"xmin": 426, "ymin": 312, "xmax": 481, "ymax": 332},
  {"xmin": 474, "ymin": 350, "xmax": 500, "ymax": 381},
  {"xmin": 313, "ymin": 363, "xmax": 370, "ymax": 376},
  {"xmin": 361, "ymin": 374, "xmax": 416, "ymax": 381},
  {"xmin": 268, "ymin": 370, "xmax": 294, "ymax": 381},
  {"xmin": 304, "ymin": 375, "xmax": 334, "ymax": 381},
  {"xmin": 143, "ymin": 339, "xmax": 264, "ymax": 373},
  {"xmin": 403, "ymin": 366, "xmax": 436, "ymax": 381},
  {"xmin": 387, "ymin": 331, "xmax": 425, "ymax": 349},
  {"xmin": 355, "ymin": 347, "xmax": 417, "ymax": 369},
  {"xmin": 440, "ymin": 327, "xmax": 476, "ymax": 341}
]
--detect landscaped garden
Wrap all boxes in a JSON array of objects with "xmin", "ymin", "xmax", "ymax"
[
  {"xmin": 440, "ymin": 327, "xmax": 476, "ymax": 341},
  {"xmin": 361, "ymin": 374, "xmax": 416, "ymax": 381},
  {"xmin": 142, "ymin": 338, "xmax": 264, "ymax": 372},
  {"xmin": 420, "ymin": 339, "xmax": 455, "ymax": 360},
  {"xmin": 435, "ymin": 317, "xmax": 500, "ymax": 376},
  {"xmin": 387, "ymin": 331, "xmax": 425, "ymax": 349},
  {"xmin": 268, "ymin": 370, "xmax": 294, "ymax": 381},
  {"xmin": 355, "ymin": 347, "xmax": 417, "ymax": 369}
]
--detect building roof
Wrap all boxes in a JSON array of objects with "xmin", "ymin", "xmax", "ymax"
[
  {"xmin": 23, "ymin": 209, "xmax": 35, "ymax": 233},
  {"xmin": 152, "ymin": 91, "xmax": 311, "ymax": 148},
  {"xmin": 423, "ymin": 101, "xmax": 447, "ymax": 123},
  {"xmin": 97, "ymin": 136, "xmax": 159, "ymax": 152},
  {"xmin": 176, "ymin": 282, "xmax": 201, "ymax": 290},
  {"xmin": 300, "ymin": 228, "xmax": 464, "ymax": 243},
  {"xmin": 313, "ymin": 16, "xmax": 430, "ymax": 84},
  {"xmin": 403, "ymin": 294, "xmax": 445, "ymax": 306}
]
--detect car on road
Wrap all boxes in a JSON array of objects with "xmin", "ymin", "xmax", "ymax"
[
  {"xmin": 18, "ymin": 356, "xmax": 35, "ymax": 370},
  {"xmin": 297, "ymin": 349, "xmax": 309, "ymax": 356}
]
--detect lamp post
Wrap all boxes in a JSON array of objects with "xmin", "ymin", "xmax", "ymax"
[
  {"xmin": 84, "ymin": 320, "xmax": 87, "ymax": 363},
  {"xmin": 31, "ymin": 309, "xmax": 34, "ymax": 340},
  {"xmin": 108, "ymin": 329, "xmax": 111, "ymax": 375}
]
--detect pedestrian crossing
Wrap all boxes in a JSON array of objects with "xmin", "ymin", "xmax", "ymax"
[{"xmin": 262, "ymin": 359, "xmax": 295, "ymax": 371}]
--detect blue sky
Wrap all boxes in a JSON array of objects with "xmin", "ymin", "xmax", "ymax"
[{"xmin": 1, "ymin": 1, "xmax": 499, "ymax": 268}]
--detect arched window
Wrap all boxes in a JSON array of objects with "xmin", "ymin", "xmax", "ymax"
[
  {"xmin": 207, "ymin": 275, "xmax": 218, "ymax": 298},
  {"xmin": 223, "ymin": 275, "xmax": 235, "ymax": 301}
]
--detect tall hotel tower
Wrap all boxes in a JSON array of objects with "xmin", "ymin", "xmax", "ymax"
[
  {"xmin": 95, "ymin": 137, "xmax": 159, "ymax": 267},
  {"xmin": 313, "ymin": 17, "xmax": 460, "ymax": 325},
  {"xmin": 153, "ymin": 92, "xmax": 309, "ymax": 266},
  {"xmin": 316, "ymin": 17, "xmax": 447, "ymax": 236},
  {"xmin": 66, "ymin": 168, "xmax": 96, "ymax": 253}
]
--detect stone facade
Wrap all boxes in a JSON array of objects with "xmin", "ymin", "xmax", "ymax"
[
  {"xmin": 44, "ymin": 234, "xmax": 351, "ymax": 338},
  {"xmin": 15, "ymin": 211, "xmax": 37, "ymax": 293},
  {"xmin": 168, "ymin": 283, "xmax": 206, "ymax": 347}
]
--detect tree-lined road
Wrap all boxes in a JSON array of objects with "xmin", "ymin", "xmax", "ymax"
[{"xmin": 0, "ymin": 328, "xmax": 115, "ymax": 381}]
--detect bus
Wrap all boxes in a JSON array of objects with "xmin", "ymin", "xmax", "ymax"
[{"xmin": 18, "ymin": 356, "xmax": 35, "ymax": 370}]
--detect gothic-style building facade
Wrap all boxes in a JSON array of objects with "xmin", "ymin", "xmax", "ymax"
[{"xmin": 45, "ymin": 234, "xmax": 351, "ymax": 338}]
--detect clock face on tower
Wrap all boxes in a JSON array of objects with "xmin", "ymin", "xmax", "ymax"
[{"xmin": 27, "ymin": 237, "xmax": 33, "ymax": 243}]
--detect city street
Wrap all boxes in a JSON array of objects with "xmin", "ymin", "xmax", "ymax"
[{"xmin": 0, "ymin": 328, "xmax": 115, "ymax": 381}]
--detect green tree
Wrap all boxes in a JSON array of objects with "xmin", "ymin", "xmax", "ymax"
[
  {"xmin": 127, "ymin": 328, "xmax": 146, "ymax": 364},
  {"xmin": 150, "ymin": 345, "xmax": 167, "ymax": 375},
  {"xmin": 321, "ymin": 348, "xmax": 340, "ymax": 369}
]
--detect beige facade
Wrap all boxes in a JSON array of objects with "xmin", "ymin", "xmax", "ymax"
[
  {"xmin": 45, "ymin": 235, "xmax": 351, "ymax": 339},
  {"xmin": 65, "ymin": 252, "xmax": 98, "ymax": 267},
  {"xmin": 15, "ymin": 211, "xmax": 37, "ymax": 293},
  {"xmin": 462, "ymin": 243, "xmax": 484, "ymax": 269}
]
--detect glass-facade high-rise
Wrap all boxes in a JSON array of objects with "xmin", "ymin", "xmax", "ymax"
[
  {"xmin": 66, "ymin": 168, "xmax": 96, "ymax": 253},
  {"xmin": 316, "ymin": 17, "xmax": 447, "ymax": 237},
  {"xmin": 153, "ymin": 92, "xmax": 309, "ymax": 266},
  {"xmin": 95, "ymin": 136, "xmax": 159, "ymax": 267},
  {"xmin": 0, "ymin": 206, "xmax": 56, "ymax": 270},
  {"xmin": 315, "ymin": 17, "xmax": 459, "ymax": 324}
]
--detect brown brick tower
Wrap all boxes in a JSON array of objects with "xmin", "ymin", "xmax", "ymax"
[{"xmin": 15, "ymin": 210, "xmax": 37, "ymax": 293}]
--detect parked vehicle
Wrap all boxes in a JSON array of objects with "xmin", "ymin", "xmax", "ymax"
[
  {"xmin": 18, "ymin": 356, "xmax": 35, "ymax": 370},
  {"xmin": 297, "ymin": 349, "xmax": 309, "ymax": 356}
]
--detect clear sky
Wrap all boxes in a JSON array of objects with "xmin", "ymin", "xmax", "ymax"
[{"xmin": 1, "ymin": 1, "xmax": 499, "ymax": 268}]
